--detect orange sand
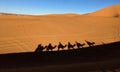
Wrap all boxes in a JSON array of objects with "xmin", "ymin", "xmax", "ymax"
[{"xmin": 0, "ymin": 4, "xmax": 120, "ymax": 54}]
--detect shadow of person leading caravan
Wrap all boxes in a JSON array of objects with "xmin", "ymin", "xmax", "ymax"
[
  {"xmin": 75, "ymin": 41, "xmax": 85, "ymax": 48},
  {"xmin": 46, "ymin": 43, "xmax": 57, "ymax": 51},
  {"xmin": 35, "ymin": 44, "xmax": 46, "ymax": 53},
  {"xmin": 58, "ymin": 42, "xmax": 67, "ymax": 51},
  {"xmin": 85, "ymin": 40, "xmax": 95, "ymax": 47},
  {"xmin": 67, "ymin": 42, "xmax": 76, "ymax": 50}
]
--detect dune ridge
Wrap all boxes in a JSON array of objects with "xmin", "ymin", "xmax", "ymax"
[
  {"xmin": 40, "ymin": 13, "xmax": 80, "ymax": 17},
  {"xmin": 87, "ymin": 4, "xmax": 120, "ymax": 17}
]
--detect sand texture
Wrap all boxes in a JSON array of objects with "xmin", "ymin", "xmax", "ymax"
[{"xmin": 0, "ymin": 4, "xmax": 120, "ymax": 54}]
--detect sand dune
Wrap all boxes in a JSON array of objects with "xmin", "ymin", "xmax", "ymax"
[
  {"xmin": 87, "ymin": 4, "xmax": 120, "ymax": 17},
  {"xmin": 41, "ymin": 13, "xmax": 80, "ymax": 17},
  {"xmin": 0, "ymin": 4, "xmax": 120, "ymax": 54}
]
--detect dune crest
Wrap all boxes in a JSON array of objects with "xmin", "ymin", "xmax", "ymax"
[
  {"xmin": 40, "ymin": 13, "xmax": 80, "ymax": 17},
  {"xmin": 88, "ymin": 4, "xmax": 120, "ymax": 17}
]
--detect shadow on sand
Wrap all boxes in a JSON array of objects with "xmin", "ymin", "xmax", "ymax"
[{"xmin": 0, "ymin": 41, "xmax": 120, "ymax": 72}]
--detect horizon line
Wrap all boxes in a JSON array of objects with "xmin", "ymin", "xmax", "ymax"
[{"xmin": 0, "ymin": 4, "xmax": 119, "ymax": 16}]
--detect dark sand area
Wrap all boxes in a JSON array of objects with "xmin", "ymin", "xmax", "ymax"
[{"xmin": 0, "ymin": 41, "xmax": 120, "ymax": 72}]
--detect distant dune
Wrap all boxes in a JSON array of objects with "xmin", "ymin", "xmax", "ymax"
[
  {"xmin": 40, "ymin": 13, "xmax": 80, "ymax": 17},
  {"xmin": 0, "ymin": 4, "xmax": 120, "ymax": 54},
  {"xmin": 87, "ymin": 4, "xmax": 120, "ymax": 17}
]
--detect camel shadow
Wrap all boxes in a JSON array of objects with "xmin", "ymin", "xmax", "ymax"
[
  {"xmin": 58, "ymin": 42, "xmax": 67, "ymax": 51},
  {"xmin": 35, "ymin": 44, "xmax": 46, "ymax": 52},
  {"xmin": 75, "ymin": 41, "xmax": 85, "ymax": 48},
  {"xmin": 67, "ymin": 42, "xmax": 76, "ymax": 50},
  {"xmin": 85, "ymin": 40, "xmax": 95, "ymax": 47},
  {"xmin": 46, "ymin": 43, "xmax": 57, "ymax": 51}
]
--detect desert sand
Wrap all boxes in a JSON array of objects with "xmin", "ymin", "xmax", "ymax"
[
  {"xmin": 0, "ymin": 4, "xmax": 120, "ymax": 54},
  {"xmin": 87, "ymin": 4, "xmax": 120, "ymax": 17}
]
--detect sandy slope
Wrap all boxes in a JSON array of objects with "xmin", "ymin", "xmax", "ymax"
[
  {"xmin": 87, "ymin": 4, "xmax": 120, "ymax": 17},
  {"xmin": 0, "ymin": 5, "xmax": 120, "ymax": 54}
]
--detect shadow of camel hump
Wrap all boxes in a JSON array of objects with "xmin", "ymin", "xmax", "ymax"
[
  {"xmin": 75, "ymin": 41, "xmax": 85, "ymax": 48},
  {"xmin": 35, "ymin": 44, "xmax": 46, "ymax": 52},
  {"xmin": 46, "ymin": 43, "xmax": 57, "ymax": 51},
  {"xmin": 67, "ymin": 42, "xmax": 76, "ymax": 50},
  {"xmin": 58, "ymin": 42, "xmax": 67, "ymax": 51},
  {"xmin": 85, "ymin": 40, "xmax": 95, "ymax": 47}
]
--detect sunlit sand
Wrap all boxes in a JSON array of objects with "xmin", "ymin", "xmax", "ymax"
[{"xmin": 0, "ymin": 4, "xmax": 120, "ymax": 54}]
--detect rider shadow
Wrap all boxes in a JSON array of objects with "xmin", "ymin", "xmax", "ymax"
[
  {"xmin": 35, "ymin": 44, "xmax": 46, "ymax": 53},
  {"xmin": 58, "ymin": 42, "xmax": 67, "ymax": 51},
  {"xmin": 75, "ymin": 41, "xmax": 85, "ymax": 48},
  {"xmin": 46, "ymin": 43, "xmax": 57, "ymax": 51},
  {"xmin": 85, "ymin": 40, "xmax": 95, "ymax": 47},
  {"xmin": 67, "ymin": 42, "xmax": 76, "ymax": 50}
]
